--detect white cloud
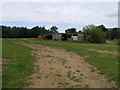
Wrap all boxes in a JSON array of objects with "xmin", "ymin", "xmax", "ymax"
[
  {"xmin": 0, "ymin": 2, "xmax": 118, "ymax": 29},
  {"xmin": 105, "ymin": 7, "xmax": 118, "ymax": 17},
  {"xmin": 1, "ymin": 0, "xmax": 119, "ymax": 2}
]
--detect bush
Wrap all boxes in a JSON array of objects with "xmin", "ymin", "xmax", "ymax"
[
  {"xmin": 90, "ymin": 29, "xmax": 106, "ymax": 43},
  {"xmin": 83, "ymin": 25, "xmax": 106, "ymax": 44}
]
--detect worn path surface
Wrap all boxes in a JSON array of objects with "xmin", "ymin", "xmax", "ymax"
[{"xmin": 19, "ymin": 41, "xmax": 116, "ymax": 88}]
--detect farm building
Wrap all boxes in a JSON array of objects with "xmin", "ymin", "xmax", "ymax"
[
  {"xmin": 52, "ymin": 33, "xmax": 84, "ymax": 42},
  {"xmin": 38, "ymin": 35, "xmax": 45, "ymax": 39},
  {"xmin": 52, "ymin": 33, "xmax": 72, "ymax": 41},
  {"xmin": 72, "ymin": 36, "xmax": 78, "ymax": 41},
  {"xmin": 38, "ymin": 32, "xmax": 84, "ymax": 42},
  {"xmin": 45, "ymin": 34, "xmax": 53, "ymax": 40},
  {"xmin": 77, "ymin": 33, "xmax": 84, "ymax": 42},
  {"xmin": 52, "ymin": 33, "xmax": 63, "ymax": 40}
]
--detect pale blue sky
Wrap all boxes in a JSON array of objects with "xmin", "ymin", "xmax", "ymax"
[{"xmin": 0, "ymin": 1, "xmax": 119, "ymax": 33}]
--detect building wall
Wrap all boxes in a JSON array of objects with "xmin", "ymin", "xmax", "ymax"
[
  {"xmin": 52, "ymin": 33, "xmax": 84, "ymax": 42},
  {"xmin": 72, "ymin": 36, "xmax": 78, "ymax": 41},
  {"xmin": 52, "ymin": 33, "xmax": 62, "ymax": 40},
  {"xmin": 78, "ymin": 33, "xmax": 84, "ymax": 42},
  {"xmin": 38, "ymin": 35, "xmax": 45, "ymax": 39}
]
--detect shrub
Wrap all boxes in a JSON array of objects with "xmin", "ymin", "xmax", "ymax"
[{"xmin": 90, "ymin": 28, "xmax": 106, "ymax": 43}]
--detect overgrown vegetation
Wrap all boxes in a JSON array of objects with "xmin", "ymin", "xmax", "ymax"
[
  {"xmin": 1, "ymin": 25, "xmax": 58, "ymax": 38},
  {"xmin": 2, "ymin": 39, "xmax": 35, "ymax": 88},
  {"xmin": 22, "ymin": 38, "xmax": 119, "ymax": 87},
  {"xmin": 83, "ymin": 25, "xmax": 106, "ymax": 43},
  {"xmin": 1, "ymin": 24, "xmax": 120, "ymax": 44}
]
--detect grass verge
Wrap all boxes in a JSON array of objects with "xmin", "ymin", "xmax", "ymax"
[{"xmin": 2, "ymin": 38, "xmax": 35, "ymax": 88}]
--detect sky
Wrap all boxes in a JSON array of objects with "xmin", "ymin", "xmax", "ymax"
[{"xmin": 0, "ymin": 0, "xmax": 119, "ymax": 33}]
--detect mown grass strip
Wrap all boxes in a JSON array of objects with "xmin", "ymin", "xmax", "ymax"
[{"xmin": 2, "ymin": 39, "xmax": 35, "ymax": 88}]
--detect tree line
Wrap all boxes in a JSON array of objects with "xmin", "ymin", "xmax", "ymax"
[
  {"xmin": 0, "ymin": 25, "xmax": 120, "ymax": 43},
  {"xmin": 82, "ymin": 25, "xmax": 120, "ymax": 43},
  {"xmin": 0, "ymin": 25, "xmax": 58, "ymax": 38},
  {"xmin": 65, "ymin": 25, "xmax": 120, "ymax": 43}
]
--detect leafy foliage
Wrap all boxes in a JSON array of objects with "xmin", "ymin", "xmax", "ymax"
[
  {"xmin": 65, "ymin": 28, "xmax": 77, "ymax": 33},
  {"xmin": 97, "ymin": 25, "xmax": 108, "ymax": 32},
  {"xmin": 1, "ymin": 24, "xmax": 120, "ymax": 44},
  {"xmin": 1, "ymin": 25, "xmax": 58, "ymax": 38},
  {"xmin": 50, "ymin": 26, "xmax": 58, "ymax": 33},
  {"xmin": 90, "ymin": 28, "xmax": 106, "ymax": 43},
  {"xmin": 107, "ymin": 28, "xmax": 120, "ymax": 40},
  {"xmin": 83, "ymin": 25, "xmax": 106, "ymax": 43}
]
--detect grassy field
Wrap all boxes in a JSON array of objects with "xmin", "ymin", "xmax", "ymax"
[
  {"xmin": 0, "ymin": 38, "xmax": 2, "ymax": 90},
  {"xmin": 22, "ymin": 38, "xmax": 119, "ymax": 87},
  {"xmin": 0, "ymin": 38, "xmax": 2, "ymax": 57},
  {"xmin": 2, "ymin": 38, "xmax": 119, "ymax": 88},
  {"xmin": 2, "ymin": 39, "xmax": 35, "ymax": 88}
]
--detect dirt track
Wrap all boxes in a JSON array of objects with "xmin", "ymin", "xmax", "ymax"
[{"xmin": 21, "ymin": 42, "xmax": 116, "ymax": 88}]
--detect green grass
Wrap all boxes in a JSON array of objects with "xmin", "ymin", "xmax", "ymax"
[
  {"xmin": 22, "ymin": 38, "xmax": 119, "ymax": 87},
  {"xmin": 0, "ymin": 38, "xmax": 2, "ymax": 89},
  {"xmin": 2, "ymin": 38, "xmax": 35, "ymax": 88},
  {"xmin": 0, "ymin": 38, "xmax": 2, "ymax": 57}
]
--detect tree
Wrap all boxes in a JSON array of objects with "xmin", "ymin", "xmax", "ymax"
[
  {"xmin": 65, "ymin": 28, "xmax": 76, "ymax": 33},
  {"xmin": 1, "ymin": 25, "xmax": 52, "ymax": 38},
  {"xmin": 30, "ymin": 26, "xmax": 41, "ymax": 38},
  {"xmin": 78, "ymin": 30, "xmax": 82, "ymax": 33},
  {"xmin": 108, "ymin": 28, "xmax": 120, "ymax": 40},
  {"xmin": 18, "ymin": 27, "xmax": 30, "ymax": 38},
  {"xmin": 83, "ymin": 25, "xmax": 106, "ymax": 43},
  {"xmin": 91, "ymin": 28, "xmax": 106, "ymax": 43},
  {"xmin": 83, "ymin": 25, "xmax": 96, "ymax": 30},
  {"xmin": 83, "ymin": 25, "xmax": 96, "ymax": 35},
  {"xmin": 97, "ymin": 25, "xmax": 108, "ymax": 32},
  {"xmin": 11, "ymin": 26, "xmax": 18, "ymax": 37},
  {"xmin": 50, "ymin": 26, "xmax": 58, "ymax": 33},
  {"xmin": 83, "ymin": 25, "xmax": 96, "ymax": 42}
]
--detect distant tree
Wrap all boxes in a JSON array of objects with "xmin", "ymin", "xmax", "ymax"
[
  {"xmin": 0, "ymin": 26, "xmax": 2, "ymax": 38},
  {"xmin": 40, "ymin": 26, "xmax": 48, "ymax": 34},
  {"xmin": 78, "ymin": 30, "xmax": 82, "ymax": 33},
  {"xmin": 1, "ymin": 25, "xmax": 52, "ymax": 38},
  {"xmin": 18, "ymin": 27, "xmax": 30, "ymax": 38},
  {"xmin": 83, "ymin": 25, "xmax": 96, "ymax": 35},
  {"xmin": 11, "ymin": 26, "xmax": 18, "ymax": 37},
  {"xmin": 108, "ymin": 28, "xmax": 120, "ymax": 40},
  {"xmin": 65, "ymin": 28, "xmax": 77, "ymax": 33},
  {"xmin": 30, "ymin": 26, "xmax": 41, "ymax": 38},
  {"xmin": 50, "ymin": 26, "xmax": 58, "ymax": 33},
  {"xmin": 1, "ymin": 26, "xmax": 12, "ymax": 38},
  {"xmin": 97, "ymin": 25, "xmax": 108, "ymax": 32},
  {"xmin": 83, "ymin": 25, "xmax": 106, "ymax": 43},
  {"xmin": 83, "ymin": 24, "xmax": 96, "ymax": 30},
  {"xmin": 30, "ymin": 26, "xmax": 51, "ymax": 38},
  {"xmin": 91, "ymin": 28, "xmax": 106, "ymax": 43}
]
